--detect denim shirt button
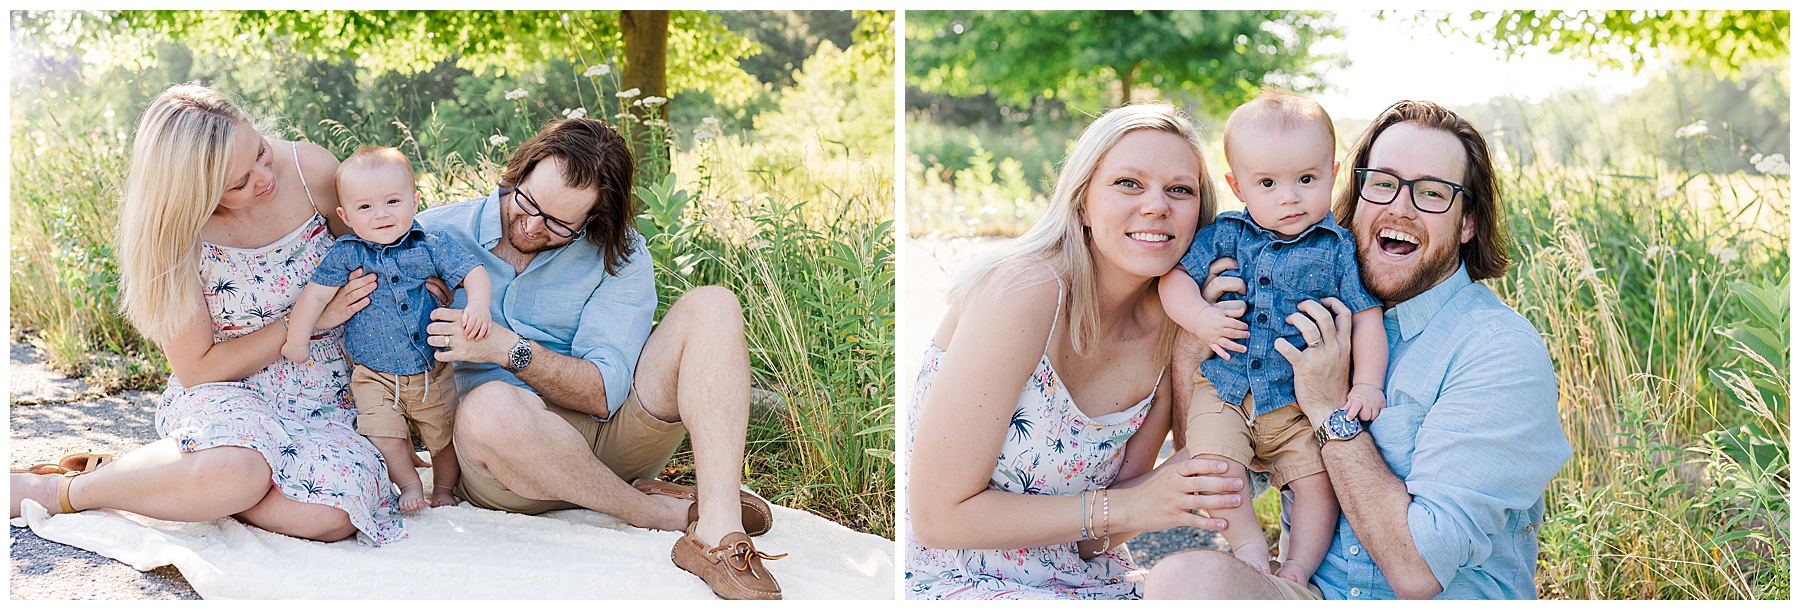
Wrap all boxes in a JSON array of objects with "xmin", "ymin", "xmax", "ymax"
[
  {"xmin": 400, "ymin": 303, "xmax": 409, "ymax": 311},
  {"xmin": 1257, "ymin": 313, "xmax": 1268, "ymax": 323},
  {"xmin": 1258, "ymin": 277, "xmax": 1271, "ymax": 286},
  {"xmin": 392, "ymin": 275, "xmax": 402, "ymax": 283},
  {"xmin": 1349, "ymin": 545, "xmax": 1360, "ymax": 555},
  {"xmin": 1250, "ymin": 359, "xmax": 1262, "ymax": 370},
  {"xmin": 1350, "ymin": 587, "xmax": 1361, "ymax": 597}
]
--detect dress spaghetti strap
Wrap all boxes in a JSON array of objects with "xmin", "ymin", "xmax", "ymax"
[
  {"xmin": 1043, "ymin": 273, "xmax": 1066, "ymax": 356},
  {"xmin": 292, "ymin": 141, "xmax": 323, "ymax": 217}
]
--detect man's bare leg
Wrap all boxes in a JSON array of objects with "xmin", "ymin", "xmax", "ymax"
[
  {"xmin": 1144, "ymin": 549, "xmax": 1287, "ymax": 599},
  {"xmin": 632, "ymin": 286, "xmax": 754, "ymax": 547},
  {"xmin": 452, "ymin": 381, "xmax": 688, "ymax": 530}
]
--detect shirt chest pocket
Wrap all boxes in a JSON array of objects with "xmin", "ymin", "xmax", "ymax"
[
  {"xmin": 394, "ymin": 248, "xmax": 436, "ymax": 281},
  {"xmin": 1280, "ymin": 245, "xmax": 1336, "ymax": 298}
]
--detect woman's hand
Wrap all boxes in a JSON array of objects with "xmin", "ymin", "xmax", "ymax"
[
  {"xmin": 424, "ymin": 276, "xmax": 453, "ymax": 307},
  {"xmin": 1199, "ymin": 257, "xmax": 1245, "ymax": 304},
  {"xmin": 1273, "ymin": 297, "xmax": 1355, "ymax": 426},
  {"xmin": 1111, "ymin": 454, "xmax": 1245, "ymax": 533},
  {"xmin": 315, "ymin": 268, "xmax": 376, "ymax": 330}
]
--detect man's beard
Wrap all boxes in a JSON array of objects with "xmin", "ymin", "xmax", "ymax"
[
  {"xmin": 506, "ymin": 216, "xmax": 559, "ymax": 255},
  {"xmin": 1358, "ymin": 232, "xmax": 1461, "ymax": 306}
]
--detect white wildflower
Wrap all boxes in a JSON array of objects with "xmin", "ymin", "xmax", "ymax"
[
  {"xmin": 561, "ymin": 107, "xmax": 588, "ymax": 119},
  {"xmin": 103, "ymin": 108, "xmax": 115, "ymax": 119},
  {"xmin": 1754, "ymin": 153, "xmax": 1789, "ymax": 176},
  {"xmin": 1655, "ymin": 186, "xmax": 1677, "ymax": 200},
  {"xmin": 582, "ymin": 64, "xmax": 611, "ymax": 77},
  {"xmin": 1644, "ymin": 245, "xmax": 1671, "ymax": 259},
  {"xmin": 1708, "ymin": 246, "xmax": 1740, "ymax": 263},
  {"xmin": 694, "ymin": 130, "xmax": 716, "ymax": 142},
  {"xmin": 489, "ymin": 135, "xmax": 510, "ymax": 146},
  {"xmin": 616, "ymin": 88, "xmax": 641, "ymax": 99},
  {"xmin": 1751, "ymin": 153, "xmax": 1764, "ymax": 165},
  {"xmin": 640, "ymin": 96, "xmax": 667, "ymax": 107},
  {"xmin": 702, "ymin": 116, "xmax": 719, "ymax": 125},
  {"xmin": 1674, "ymin": 120, "xmax": 1708, "ymax": 139},
  {"xmin": 645, "ymin": 119, "xmax": 668, "ymax": 128},
  {"xmin": 504, "ymin": 88, "xmax": 528, "ymax": 100},
  {"xmin": 980, "ymin": 205, "xmax": 998, "ymax": 216}
]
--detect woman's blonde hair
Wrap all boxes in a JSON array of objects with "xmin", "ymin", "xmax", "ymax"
[
  {"xmin": 116, "ymin": 84, "xmax": 257, "ymax": 343},
  {"xmin": 948, "ymin": 102, "xmax": 1217, "ymax": 356}
]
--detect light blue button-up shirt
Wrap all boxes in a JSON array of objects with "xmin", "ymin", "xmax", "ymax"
[
  {"xmin": 415, "ymin": 189, "xmax": 656, "ymax": 420},
  {"xmin": 1310, "ymin": 264, "xmax": 1571, "ymax": 599}
]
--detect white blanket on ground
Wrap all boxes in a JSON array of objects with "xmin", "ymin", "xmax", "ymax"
[{"xmin": 12, "ymin": 496, "xmax": 893, "ymax": 600}]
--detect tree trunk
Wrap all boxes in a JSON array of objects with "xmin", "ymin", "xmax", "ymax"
[
  {"xmin": 620, "ymin": 10, "xmax": 669, "ymax": 118},
  {"xmin": 1115, "ymin": 60, "xmax": 1142, "ymax": 107}
]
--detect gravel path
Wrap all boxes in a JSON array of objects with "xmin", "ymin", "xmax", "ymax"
[{"xmin": 9, "ymin": 340, "xmax": 200, "ymax": 600}]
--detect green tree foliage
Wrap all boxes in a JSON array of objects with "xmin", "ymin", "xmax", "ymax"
[
  {"xmin": 21, "ymin": 10, "xmax": 762, "ymax": 106},
  {"xmin": 1425, "ymin": 10, "xmax": 1788, "ymax": 80},
  {"xmin": 907, "ymin": 10, "xmax": 1342, "ymax": 114}
]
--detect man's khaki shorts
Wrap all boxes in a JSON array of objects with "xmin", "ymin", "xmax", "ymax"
[
  {"xmin": 350, "ymin": 361, "xmax": 457, "ymax": 453},
  {"xmin": 1185, "ymin": 375, "xmax": 1325, "ymax": 489},
  {"xmin": 453, "ymin": 386, "xmax": 687, "ymax": 514}
]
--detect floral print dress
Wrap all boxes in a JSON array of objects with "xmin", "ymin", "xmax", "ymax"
[
  {"xmin": 155, "ymin": 164, "xmax": 404, "ymax": 546},
  {"xmin": 904, "ymin": 285, "xmax": 1159, "ymax": 599}
]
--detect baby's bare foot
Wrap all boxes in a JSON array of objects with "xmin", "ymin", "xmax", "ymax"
[
  {"xmin": 429, "ymin": 486, "xmax": 457, "ymax": 508},
  {"xmin": 396, "ymin": 481, "xmax": 427, "ymax": 512}
]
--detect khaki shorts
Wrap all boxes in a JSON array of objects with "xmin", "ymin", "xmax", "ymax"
[
  {"xmin": 453, "ymin": 386, "xmax": 687, "ymax": 514},
  {"xmin": 1265, "ymin": 572, "xmax": 1325, "ymax": 600},
  {"xmin": 1185, "ymin": 375, "xmax": 1324, "ymax": 489},
  {"xmin": 350, "ymin": 361, "xmax": 457, "ymax": 453}
]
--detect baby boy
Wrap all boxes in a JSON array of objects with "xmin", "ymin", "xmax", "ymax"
[
  {"xmin": 1158, "ymin": 91, "xmax": 1388, "ymax": 584},
  {"xmin": 284, "ymin": 145, "xmax": 492, "ymax": 511}
]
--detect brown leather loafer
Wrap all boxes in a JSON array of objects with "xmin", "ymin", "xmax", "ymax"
[
  {"xmin": 631, "ymin": 478, "xmax": 773, "ymax": 537},
  {"xmin": 671, "ymin": 524, "xmax": 786, "ymax": 600}
]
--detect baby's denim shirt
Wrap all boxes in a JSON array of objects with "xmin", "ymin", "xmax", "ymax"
[
  {"xmin": 311, "ymin": 227, "xmax": 480, "ymax": 376},
  {"xmin": 1179, "ymin": 210, "xmax": 1381, "ymax": 414}
]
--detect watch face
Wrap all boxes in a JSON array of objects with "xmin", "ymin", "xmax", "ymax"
[{"xmin": 1327, "ymin": 409, "xmax": 1362, "ymax": 438}]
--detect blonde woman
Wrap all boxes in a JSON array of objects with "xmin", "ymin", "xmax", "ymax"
[
  {"xmin": 9, "ymin": 84, "xmax": 402, "ymax": 545},
  {"xmin": 905, "ymin": 103, "xmax": 1249, "ymax": 599}
]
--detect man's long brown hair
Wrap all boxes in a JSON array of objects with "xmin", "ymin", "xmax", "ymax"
[
  {"xmin": 498, "ymin": 118, "xmax": 636, "ymax": 275},
  {"xmin": 1333, "ymin": 100, "xmax": 1513, "ymax": 281}
]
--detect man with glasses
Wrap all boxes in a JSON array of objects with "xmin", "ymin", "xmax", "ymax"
[
  {"xmin": 415, "ymin": 118, "xmax": 786, "ymax": 600},
  {"xmin": 1148, "ymin": 101, "xmax": 1570, "ymax": 599}
]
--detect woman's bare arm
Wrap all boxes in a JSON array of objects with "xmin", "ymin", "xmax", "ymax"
[{"xmin": 910, "ymin": 271, "xmax": 1240, "ymax": 550}]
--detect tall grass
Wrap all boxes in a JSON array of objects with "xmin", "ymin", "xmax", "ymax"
[{"xmin": 1494, "ymin": 131, "xmax": 1788, "ymax": 598}]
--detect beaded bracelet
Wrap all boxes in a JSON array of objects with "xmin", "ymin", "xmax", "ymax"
[{"xmin": 1100, "ymin": 488, "xmax": 1111, "ymax": 555}]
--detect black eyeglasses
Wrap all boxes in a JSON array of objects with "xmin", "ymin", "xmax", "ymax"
[
  {"xmin": 1353, "ymin": 168, "xmax": 1464, "ymax": 214},
  {"xmin": 509, "ymin": 187, "xmax": 586, "ymax": 238}
]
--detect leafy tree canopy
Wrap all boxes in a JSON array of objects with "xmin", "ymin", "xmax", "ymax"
[
  {"xmin": 17, "ymin": 10, "xmax": 764, "ymax": 105},
  {"xmin": 907, "ymin": 10, "xmax": 1342, "ymax": 115},
  {"xmin": 1421, "ymin": 10, "xmax": 1788, "ymax": 80}
]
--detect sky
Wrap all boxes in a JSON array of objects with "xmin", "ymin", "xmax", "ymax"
[{"xmin": 1310, "ymin": 11, "xmax": 1657, "ymax": 121}]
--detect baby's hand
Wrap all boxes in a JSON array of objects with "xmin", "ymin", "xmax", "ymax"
[
  {"xmin": 461, "ymin": 308, "xmax": 491, "ymax": 341},
  {"xmin": 1196, "ymin": 302, "xmax": 1250, "ymax": 360},
  {"xmin": 1345, "ymin": 383, "xmax": 1386, "ymax": 421},
  {"xmin": 280, "ymin": 337, "xmax": 310, "ymax": 364}
]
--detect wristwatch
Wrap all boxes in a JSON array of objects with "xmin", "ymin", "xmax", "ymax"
[
  {"xmin": 504, "ymin": 337, "xmax": 532, "ymax": 372},
  {"xmin": 1314, "ymin": 408, "xmax": 1364, "ymax": 448}
]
